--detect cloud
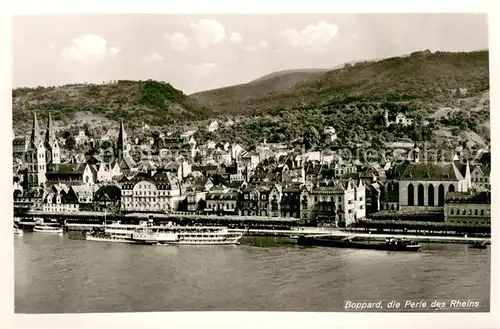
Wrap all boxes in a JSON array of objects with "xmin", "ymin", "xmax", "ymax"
[
  {"xmin": 242, "ymin": 41, "xmax": 269, "ymax": 51},
  {"xmin": 165, "ymin": 32, "xmax": 189, "ymax": 51},
  {"xmin": 283, "ymin": 21, "xmax": 339, "ymax": 47},
  {"xmin": 61, "ymin": 34, "xmax": 108, "ymax": 62},
  {"xmin": 142, "ymin": 52, "xmax": 164, "ymax": 62},
  {"xmin": 229, "ymin": 33, "xmax": 244, "ymax": 45},
  {"xmin": 259, "ymin": 40, "xmax": 270, "ymax": 48},
  {"xmin": 189, "ymin": 19, "xmax": 226, "ymax": 47},
  {"xmin": 186, "ymin": 62, "xmax": 217, "ymax": 76},
  {"xmin": 110, "ymin": 47, "xmax": 122, "ymax": 57}
]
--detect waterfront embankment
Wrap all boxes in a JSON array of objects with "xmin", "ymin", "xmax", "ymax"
[
  {"xmin": 230, "ymin": 229, "xmax": 491, "ymax": 244},
  {"xmin": 18, "ymin": 221, "xmax": 490, "ymax": 244}
]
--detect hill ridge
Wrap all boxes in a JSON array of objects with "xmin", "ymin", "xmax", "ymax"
[
  {"xmin": 12, "ymin": 79, "xmax": 212, "ymax": 134},
  {"xmin": 190, "ymin": 49, "xmax": 489, "ymax": 115}
]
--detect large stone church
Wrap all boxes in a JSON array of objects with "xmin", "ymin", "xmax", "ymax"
[
  {"xmin": 24, "ymin": 112, "xmax": 61, "ymax": 189},
  {"xmin": 383, "ymin": 148, "xmax": 471, "ymax": 212}
]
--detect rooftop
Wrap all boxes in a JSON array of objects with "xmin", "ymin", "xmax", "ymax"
[
  {"xmin": 393, "ymin": 162, "xmax": 462, "ymax": 181},
  {"xmin": 446, "ymin": 191, "xmax": 491, "ymax": 204}
]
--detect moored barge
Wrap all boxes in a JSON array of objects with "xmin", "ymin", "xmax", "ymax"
[{"xmin": 295, "ymin": 235, "xmax": 421, "ymax": 252}]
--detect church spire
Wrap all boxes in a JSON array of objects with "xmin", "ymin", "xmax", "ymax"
[
  {"xmin": 117, "ymin": 119, "xmax": 127, "ymax": 148},
  {"xmin": 116, "ymin": 119, "xmax": 127, "ymax": 162},
  {"xmin": 45, "ymin": 112, "xmax": 55, "ymax": 146},
  {"xmin": 30, "ymin": 111, "xmax": 40, "ymax": 146}
]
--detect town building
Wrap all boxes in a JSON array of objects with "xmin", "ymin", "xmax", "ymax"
[
  {"xmin": 184, "ymin": 191, "xmax": 206, "ymax": 213},
  {"xmin": 213, "ymin": 149, "xmax": 232, "ymax": 165},
  {"xmin": 163, "ymin": 160, "xmax": 192, "ymax": 183},
  {"xmin": 94, "ymin": 160, "xmax": 122, "ymax": 182},
  {"xmin": 204, "ymin": 186, "xmax": 238, "ymax": 215},
  {"xmin": 444, "ymin": 191, "xmax": 490, "ymax": 225},
  {"xmin": 279, "ymin": 183, "xmax": 304, "ymax": 218},
  {"xmin": 395, "ymin": 113, "xmax": 414, "ymax": 126},
  {"xmin": 42, "ymin": 184, "xmax": 80, "ymax": 213},
  {"xmin": 471, "ymin": 164, "xmax": 490, "ymax": 191},
  {"xmin": 365, "ymin": 182, "xmax": 382, "ymax": 215},
  {"xmin": 180, "ymin": 130, "xmax": 197, "ymax": 142},
  {"xmin": 231, "ymin": 144, "xmax": 245, "ymax": 161},
  {"xmin": 239, "ymin": 186, "xmax": 263, "ymax": 217},
  {"xmin": 13, "ymin": 135, "xmax": 29, "ymax": 158},
  {"xmin": 119, "ymin": 170, "xmax": 181, "ymax": 212},
  {"xmin": 307, "ymin": 179, "xmax": 365, "ymax": 227},
  {"xmin": 384, "ymin": 110, "xmax": 413, "ymax": 127},
  {"xmin": 14, "ymin": 188, "xmax": 43, "ymax": 215},
  {"xmin": 71, "ymin": 185, "xmax": 94, "ymax": 204},
  {"xmin": 384, "ymin": 139, "xmax": 415, "ymax": 151},
  {"xmin": 239, "ymin": 152, "xmax": 260, "ymax": 171},
  {"xmin": 75, "ymin": 129, "xmax": 88, "ymax": 146},
  {"xmin": 93, "ymin": 184, "xmax": 121, "ymax": 212},
  {"xmin": 324, "ymin": 126, "xmax": 338, "ymax": 143},
  {"xmin": 45, "ymin": 163, "xmax": 95, "ymax": 186},
  {"xmin": 207, "ymin": 120, "xmax": 219, "ymax": 133}
]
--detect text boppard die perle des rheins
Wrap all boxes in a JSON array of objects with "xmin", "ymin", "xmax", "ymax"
[{"xmin": 344, "ymin": 299, "xmax": 481, "ymax": 311}]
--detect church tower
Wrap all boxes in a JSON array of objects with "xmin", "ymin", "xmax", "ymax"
[
  {"xmin": 116, "ymin": 120, "xmax": 127, "ymax": 163},
  {"xmin": 25, "ymin": 112, "xmax": 46, "ymax": 189},
  {"xmin": 44, "ymin": 112, "xmax": 61, "ymax": 164}
]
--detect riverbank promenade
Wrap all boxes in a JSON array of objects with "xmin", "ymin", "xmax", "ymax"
[{"xmin": 230, "ymin": 228, "xmax": 490, "ymax": 244}]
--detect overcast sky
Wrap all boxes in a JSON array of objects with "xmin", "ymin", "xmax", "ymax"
[{"xmin": 12, "ymin": 13, "xmax": 488, "ymax": 94}]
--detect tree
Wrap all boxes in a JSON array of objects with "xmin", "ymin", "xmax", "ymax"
[
  {"xmin": 152, "ymin": 130, "xmax": 160, "ymax": 140},
  {"xmin": 65, "ymin": 135, "xmax": 76, "ymax": 149},
  {"xmin": 459, "ymin": 121, "xmax": 468, "ymax": 130},
  {"xmin": 308, "ymin": 126, "xmax": 320, "ymax": 145},
  {"xmin": 83, "ymin": 123, "xmax": 92, "ymax": 137}
]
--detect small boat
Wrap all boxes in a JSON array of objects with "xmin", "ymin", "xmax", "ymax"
[
  {"xmin": 470, "ymin": 241, "xmax": 488, "ymax": 249},
  {"xmin": 13, "ymin": 223, "xmax": 23, "ymax": 235},
  {"xmin": 295, "ymin": 235, "xmax": 421, "ymax": 252},
  {"xmin": 33, "ymin": 218, "xmax": 63, "ymax": 234}
]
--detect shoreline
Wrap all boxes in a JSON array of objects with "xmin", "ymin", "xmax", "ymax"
[
  {"xmin": 18, "ymin": 222, "xmax": 490, "ymax": 245},
  {"xmin": 239, "ymin": 231, "xmax": 490, "ymax": 244}
]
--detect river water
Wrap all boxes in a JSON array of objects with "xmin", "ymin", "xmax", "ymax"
[{"xmin": 14, "ymin": 232, "xmax": 490, "ymax": 313}]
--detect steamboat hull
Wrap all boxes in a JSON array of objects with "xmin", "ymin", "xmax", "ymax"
[
  {"xmin": 296, "ymin": 236, "xmax": 421, "ymax": 252},
  {"xmin": 135, "ymin": 235, "xmax": 243, "ymax": 245},
  {"xmin": 85, "ymin": 235, "xmax": 139, "ymax": 244},
  {"xmin": 142, "ymin": 239, "xmax": 241, "ymax": 246},
  {"xmin": 33, "ymin": 228, "xmax": 63, "ymax": 234}
]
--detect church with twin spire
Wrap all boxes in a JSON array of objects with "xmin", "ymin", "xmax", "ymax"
[
  {"xmin": 24, "ymin": 112, "xmax": 61, "ymax": 189},
  {"xmin": 22, "ymin": 112, "xmax": 134, "ymax": 191}
]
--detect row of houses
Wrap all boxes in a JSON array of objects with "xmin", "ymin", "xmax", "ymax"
[{"xmin": 13, "ymin": 113, "xmax": 491, "ymax": 227}]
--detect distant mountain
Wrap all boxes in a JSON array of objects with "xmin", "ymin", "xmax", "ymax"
[
  {"xmin": 249, "ymin": 68, "xmax": 330, "ymax": 83},
  {"xmin": 189, "ymin": 69, "xmax": 330, "ymax": 110},
  {"xmin": 190, "ymin": 50, "xmax": 489, "ymax": 115},
  {"xmin": 12, "ymin": 80, "xmax": 213, "ymax": 133}
]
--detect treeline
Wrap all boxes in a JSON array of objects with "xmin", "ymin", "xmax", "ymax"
[
  {"xmin": 191, "ymin": 100, "xmax": 440, "ymax": 152},
  {"xmin": 12, "ymin": 80, "xmax": 212, "ymax": 131}
]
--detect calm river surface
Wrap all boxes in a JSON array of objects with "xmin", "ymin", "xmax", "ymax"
[{"xmin": 14, "ymin": 232, "xmax": 490, "ymax": 313}]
